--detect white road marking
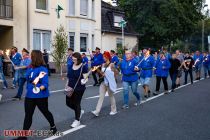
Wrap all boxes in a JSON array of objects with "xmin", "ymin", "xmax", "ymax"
[
  {"xmin": 43, "ymin": 125, "xmax": 86, "ymax": 140},
  {"xmin": 85, "ymin": 84, "xmax": 142, "ymax": 100}
]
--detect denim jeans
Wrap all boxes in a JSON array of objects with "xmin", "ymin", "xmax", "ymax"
[
  {"xmin": 17, "ymin": 78, "xmax": 27, "ymax": 97},
  {"xmin": 203, "ymin": 65, "xmax": 210, "ymax": 78},
  {"xmin": 0, "ymin": 72, "xmax": 8, "ymax": 88},
  {"xmin": 122, "ymin": 81, "xmax": 140, "ymax": 105},
  {"xmin": 12, "ymin": 69, "xmax": 19, "ymax": 86},
  {"xmin": 170, "ymin": 73, "xmax": 177, "ymax": 90}
]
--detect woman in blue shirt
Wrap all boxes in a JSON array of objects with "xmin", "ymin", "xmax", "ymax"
[
  {"xmin": 16, "ymin": 50, "xmax": 57, "ymax": 140},
  {"xmin": 153, "ymin": 52, "xmax": 171, "ymax": 95},
  {"xmin": 120, "ymin": 50, "xmax": 141, "ymax": 109}
]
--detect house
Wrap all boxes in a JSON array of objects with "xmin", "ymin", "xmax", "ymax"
[
  {"xmin": 0, "ymin": 0, "xmax": 101, "ymax": 54},
  {"xmin": 101, "ymin": 1, "xmax": 139, "ymax": 52}
]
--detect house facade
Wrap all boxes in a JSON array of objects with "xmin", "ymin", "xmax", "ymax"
[
  {"xmin": 0, "ymin": 0, "xmax": 101, "ymax": 54},
  {"xmin": 101, "ymin": 1, "xmax": 139, "ymax": 52}
]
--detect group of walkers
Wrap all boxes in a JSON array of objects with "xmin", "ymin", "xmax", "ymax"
[{"xmin": 0, "ymin": 46, "xmax": 210, "ymax": 140}]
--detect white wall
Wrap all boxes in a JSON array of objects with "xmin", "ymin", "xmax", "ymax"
[{"xmin": 101, "ymin": 33, "xmax": 138, "ymax": 52}]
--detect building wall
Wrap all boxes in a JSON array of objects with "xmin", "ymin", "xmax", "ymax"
[
  {"xmin": 0, "ymin": 0, "xmax": 28, "ymax": 51},
  {"xmin": 28, "ymin": 0, "xmax": 101, "ymax": 54},
  {"xmin": 101, "ymin": 33, "xmax": 138, "ymax": 52}
]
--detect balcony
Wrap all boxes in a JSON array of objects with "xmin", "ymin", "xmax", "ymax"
[{"xmin": 0, "ymin": 0, "xmax": 13, "ymax": 19}]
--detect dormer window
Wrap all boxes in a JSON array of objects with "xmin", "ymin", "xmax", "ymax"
[{"xmin": 114, "ymin": 15, "xmax": 123, "ymax": 27}]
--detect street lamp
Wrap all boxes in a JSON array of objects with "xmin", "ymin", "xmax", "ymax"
[{"xmin": 202, "ymin": 4, "xmax": 208, "ymax": 52}]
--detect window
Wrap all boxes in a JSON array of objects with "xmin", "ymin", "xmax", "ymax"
[
  {"xmin": 36, "ymin": 0, "xmax": 47, "ymax": 11},
  {"xmin": 80, "ymin": 0, "xmax": 88, "ymax": 16},
  {"xmin": 69, "ymin": 32, "xmax": 75, "ymax": 50},
  {"xmin": 80, "ymin": 33, "xmax": 88, "ymax": 52},
  {"xmin": 116, "ymin": 38, "xmax": 122, "ymax": 48},
  {"xmin": 33, "ymin": 30, "xmax": 51, "ymax": 51},
  {"xmin": 114, "ymin": 15, "xmax": 123, "ymax": 27},
  {"xmin": 92, "ymin": 0, "xmax": 95, "ymax": 19},
  {"xmin": 69, "ymin": 0, "xmax": 75, "ymax": 16},
  {"xmin": 0, "ymin": 0, "xmax": 13, "ymax": 18}
]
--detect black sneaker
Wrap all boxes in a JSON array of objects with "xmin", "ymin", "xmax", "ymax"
[
  {"xmin": 50, "ymin": 126, "xmax": 57, "ymax": 135},
  {"xmin": 93, "ymin": 83, "xmax": 98, "ymax": 86},
  {"xmin": 12, "ymin": 96, "xmax": 21, "ymax": 100},
  {"xmin": 153, "ymin": 92, "xmax": 159, "ymax": 96},
  {"xmin": 171, "ymin": 89, "xmax": 175, "ymax": 92},
  {"xmin": 13, "ymin": 137, "xmax": 27, "ymax": 140}
]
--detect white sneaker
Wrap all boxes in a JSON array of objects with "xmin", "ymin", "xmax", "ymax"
[
  {"xmin": 109, "ymin": 111, "xmax": 117, "ymax": 116},
  {"xmin": 80, "ymin": 110, "xmax": 84, "ymax": 119},
  {"xmin": 0, "ymin": 94, "xmax": 2, "ymax": 102},
  {"xmin": 91, "ymin": 110, "xmax": 99, "ymax": 117},
  {"xmin": 71, "ymin": 120, "xmax": 80, "ymax": 128}
]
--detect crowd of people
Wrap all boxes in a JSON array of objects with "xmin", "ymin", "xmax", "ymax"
[{"xmin": 0, "ymin": 46, "xmax": 210, "ymax": 140}]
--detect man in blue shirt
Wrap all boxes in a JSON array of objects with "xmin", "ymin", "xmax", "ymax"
[
  {"xmin": 0, "ymin": 50, "xmax": 8, "ymax": 89},
  {"xmin": 193, "ymin": 51, "xmax": 203, "ymax": 80},
  {"xmin": 43, "ymin": 49, "xmax": 51, "ymax": 76},
  {"xmin": 82, "ymin": 53, "xmax": 89, "ymax": 70},
  {"xmin": 110, "ymin": 50, "xmax": 119, "ymax": 68},
  {"xmin": 91, "ymin": 47, "xmax": 104, "ymax": 86},
  {"xmin": 13, "ymin": 48, "xmax": 31, "ymax": 100},
  {"xmin": 11, "ymin": 46, "xmax": 22, "ymax": 88},
  {"xmin": 203, "ymin": 51, "xmax": 210, "ymax": 78},
  {"xmin": 67, "ymin": 48, "xmax": 74, "ymax": 74},
  {"xmin": 120, "ymin": 50, "xmax": 141, "ymax": 109}
]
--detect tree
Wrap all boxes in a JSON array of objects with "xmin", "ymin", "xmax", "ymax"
[
  {"xmin": 51, "ymin": 25, "xmax": 68, "ymax": 76},
  {"xmin": 118, "ymin": 0, "xmax": 205, "ymax": 49}
]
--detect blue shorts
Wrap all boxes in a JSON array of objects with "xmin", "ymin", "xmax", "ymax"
[{"xmin": 140, "ymin": 77, "xmax": 151, "ymax": 86}]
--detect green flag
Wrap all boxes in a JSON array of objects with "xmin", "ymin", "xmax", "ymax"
[{"xmin": 56, "ymin": 5, "xmax": 64, "ymax": 19}]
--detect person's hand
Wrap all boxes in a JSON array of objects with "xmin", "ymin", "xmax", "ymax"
[
  {"xmin": 40, "ymin": 86, "xmax": 45, "ymax": 91},
  {"xmin": 134, "ymin": 66, "xmax": 139, "ymax": 71},
  {"xmin": 33, "ymin": 77, "xmax": 40, "ymax": 85},
  {"xmin": 38, "ymin": 72, "xmax": 47, "ymax": 79}
]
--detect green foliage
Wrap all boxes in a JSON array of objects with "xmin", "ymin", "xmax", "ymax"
[
  {"xmin": 119, "ymin": 0, "xmax": 204, "ymax": 49},
  {"xmin": 51, "ymin": 25, "xmax": 68, "ymax": 74}
]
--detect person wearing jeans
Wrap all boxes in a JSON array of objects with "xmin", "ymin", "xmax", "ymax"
[
  {"xmin": 203, "ymin": 52, "xmax": 210, "ymax": 78},
  {"xmin": 169, "ymin": 53, "xmax": 181, "ymax": 92},
  {"xmin": 153, "ymin": 52, "xmax": 171, "ymax": 95},
  {"xmin": 184, "ymin": 52, "xmax": 194, "ymax": 84},
  {"xmin": 120, "ymin": 50, "xmax": 140, "ymax": 109},
  {"xmin": 13, "ymin": 48, "xmax": 31, "ymax": 100},
  {"xmin": 0, "ymin": 50, "xmax": 8, "ymax": 89},
  {"xmin": 10, "ymin": 46, "xmax": 22, "ymax": 88}
]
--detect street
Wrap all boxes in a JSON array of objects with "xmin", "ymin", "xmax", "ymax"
[{"xmin": 0, "ymin": 74, "xmax": 210, "ymax": 140}]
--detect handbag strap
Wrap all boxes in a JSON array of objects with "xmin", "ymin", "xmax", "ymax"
[{"xmin": 73, "ymin": 64, "xmax": 84, "ymax": 90}]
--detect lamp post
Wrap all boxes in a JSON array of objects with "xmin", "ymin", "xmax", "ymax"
[
  {"xmin": 202, "ymin": 4, "xmax": 208, "ymax": 52},
  {"xmin": 119, "ymin": 19, "xmax": 127, "ymax": 50}
]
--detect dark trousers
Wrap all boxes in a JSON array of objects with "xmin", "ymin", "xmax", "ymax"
[
  {"xmin": 170, "ymin": 72, "xmax": 178, "ymax": 90},
  {"xmin": 92, "ymin": 67, "xmax": 102, "ymax": 84},
  {"xmin": 46, "ymin": 64, "xmax": 51, "ymax": 76},
  {"xmin": 66, "ymin": 90, "xmax": 84, "ymax": 121},
  {"xmin": 17, "ymin": 78, "xmax": 26, "ymax": 97},
  {"xmin": 23, "ymin": 98, "xmax": 55, "ymax": 130},
  {"xmin": 184, "ymin": 69, "xmax": 193, "ymax": 84},
  {"xmin": 155, "ymin": 76, "xmax": 168, "ymax": 91}
]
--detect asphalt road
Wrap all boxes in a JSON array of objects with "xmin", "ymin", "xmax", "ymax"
[{"xmin": 0, "ymin": 72, "xmax": 210, "ymax": 140}]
